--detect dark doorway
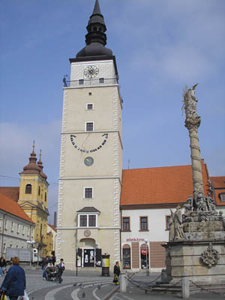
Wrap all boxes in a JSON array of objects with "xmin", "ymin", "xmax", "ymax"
[{"xmin": 83, "ymin": 249, "xmax": 94, "ymax": 267}]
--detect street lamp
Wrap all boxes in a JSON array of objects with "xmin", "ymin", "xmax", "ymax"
[{"xmin": 144, "ymin": 239, "xmax": 149, "ymax": 276}]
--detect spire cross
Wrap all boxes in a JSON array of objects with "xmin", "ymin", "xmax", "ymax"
[{"xmin": 32, "ymin": 140, "xmax": 35, "ymax": 151}]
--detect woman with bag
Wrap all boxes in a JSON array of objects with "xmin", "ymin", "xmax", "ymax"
[
  {"xmin": 0, "ymin": 257, "xmax": 26, "ymax": 300},
  {"xmin": 113, "ymin": 261, "xmax": 120, "ymax": 285}
]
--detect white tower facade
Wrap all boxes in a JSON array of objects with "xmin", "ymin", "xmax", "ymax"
[{"xmin": 56, "ymin": 0, "xmax": 122, "ymax": 271}]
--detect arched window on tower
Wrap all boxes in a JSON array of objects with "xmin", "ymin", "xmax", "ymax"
[
  {"xmin": 38, "ymin": 186, "xmax": 41, "ymax": 196},
  {"xmin": 25, "ymin": 184, "xmax": 32, "ymax": 194},
  {"xmin": 44, "ymin": 192, "xmax": 47, "ymax": 202}
]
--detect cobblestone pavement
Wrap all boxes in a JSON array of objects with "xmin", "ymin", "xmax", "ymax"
[{"xmin": 0, "ymin": 269, "xmax": 224, "ymax": 299}]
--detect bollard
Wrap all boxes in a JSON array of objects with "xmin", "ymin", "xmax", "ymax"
[
  {"xmin": 120, "ymin": 273, "xmax": 127, "ymax": 293},
  {"xmin": 182, "ymin": 273, "xmax": 190, "ymax": 299}
]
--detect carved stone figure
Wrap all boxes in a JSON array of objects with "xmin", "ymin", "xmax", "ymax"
[
  {"xmin": 184, "ymin": 195, "xmax": 193, "ymax": 214},
  {"xmin": 168, "ymin": 210, "xmax": 175, "ymax": 241},
  {"xmin": 174, "ymin": 206, "xmax": 185, "ymax": 240},
  {"xmin": 183, "ymin": 83, "xmax": 199, "ymax": 118}
]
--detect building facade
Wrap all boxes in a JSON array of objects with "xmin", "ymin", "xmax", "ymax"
[
  {"xmin": 56, "ymin": 0, "xmax": 122, "ymax": 271},
  {"xmin": 120, "ymin": 161, "xmax": 213, "ymax": 272},
  {"xmin": 0, "ymin": 194, "xmax": 34, "ymax": 257},
  {"xmin": 18, "ymin": 145, "xmax": 49, "ymax": 257},
  {"xmin": 46, "ymin": 224, "xmax": 57, "ymax": 256}
]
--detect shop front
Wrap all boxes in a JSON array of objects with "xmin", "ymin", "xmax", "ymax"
[{"xmin": 77, "ymin": 238, "xmax": 102, "ymax": 268}]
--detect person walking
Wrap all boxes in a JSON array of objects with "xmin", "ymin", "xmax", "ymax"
[
  {"xmin": 0, "ymin": 257, "xmax": 5, "ymax": 276},
  {"xmin": 56, "ymin": 258, "xmax": 65, "ymax": 284},
  {"xmin": 113, "ymin": 261, "xmax": 120, "ymax": 285},
  {"xmin": 0, "ymin": 256, "xmax": 26, "ymax": 300}
]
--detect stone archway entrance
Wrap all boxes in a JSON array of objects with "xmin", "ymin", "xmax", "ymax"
[{"xmin": 78, "ymin": 238, "xmax": 102, "ymax": 268}]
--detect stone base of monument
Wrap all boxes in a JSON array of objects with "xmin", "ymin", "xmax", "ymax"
[{"xmin": 163, "ymin": 239, "xmax": 225, "ymax": 286}]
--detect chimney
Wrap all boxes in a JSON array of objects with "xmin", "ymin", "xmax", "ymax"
[{"xmin": 54, "ymin": 212, "xmax": 57, "ymax": 228}]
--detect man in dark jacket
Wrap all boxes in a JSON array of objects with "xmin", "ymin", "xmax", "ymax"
[{"xmin": 0, "ymin": 256, "xmax": 26, "ymax": 300}]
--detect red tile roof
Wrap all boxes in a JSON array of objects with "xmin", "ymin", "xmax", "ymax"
[
  {"xmin": 0, "ymin": 187, "xmax": 19, "ymax": 202},
  {"xmin": 121, "ymin": 162, "xmax": 210, "ymax": 207},
  {"xmin": 210, "ymin": 176, "xmax": 225, "ymax": 206},
  {"xmin": 0, "ymin": 193, "xmax": 34, "ymax": 224},
  {"xmin": 211, "ymin": 176, "xmax": 225, "ymax": 189},
  {"xmin": 48, "ymin": 223, "xmax": 57, "ymax": 232}
]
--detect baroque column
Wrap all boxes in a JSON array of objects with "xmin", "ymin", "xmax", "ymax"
[{"xmin": 183, "ymin": 84, "xmax": 204, "ymax": 199}]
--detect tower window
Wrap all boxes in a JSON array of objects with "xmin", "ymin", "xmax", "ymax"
[
  {"xmin": 45, "ymin": 192, "xmax": 47, "ymax": 202},
  {"xmin": 99, "ymin": 78, "xmax": 104, "ymax": 83},
  {"xmin": 38, "ymin": 186, "xmax": 41, "ymax": 196},
  {"xmin": 25, "ymin": 184, "xmax": 32, "ymax": 194},
  {"xmin": 86, "ymin": 103, "xmax": 93, "ymax": 110},
  {"xmin": 86, "ymin": 122, "xmax": 94, "ymax": 132},
  {"xmin": 80, "ymin": 215, "xmax": 87, "ymax": 227},
  {"xmin": 79, "ymin": 214, "xmax": 97, "ymax": 227},
  {"xmin": 79, "ymin": 79, "xmax": 84, "ymax": 85},
  {"xmin": 84, "ymin": 188, "xmax": 93, "ymax": 199}
]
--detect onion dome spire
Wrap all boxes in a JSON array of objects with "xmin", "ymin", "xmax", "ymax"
[
  {"xmin": 20, "ymin": 141, "xmax": 41, "ymax": 175},
  {"xmin": 76, "ymin": 0, "xmax": 113, "ymax": 58},
  {"xmin": 37, "ymin": 150, "xmax": 48, "ymax": 180}
]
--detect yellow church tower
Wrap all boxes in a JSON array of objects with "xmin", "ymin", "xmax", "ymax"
[{"xmin": 18, "ymin": 143, "xmax": 49, "ymax": 257}]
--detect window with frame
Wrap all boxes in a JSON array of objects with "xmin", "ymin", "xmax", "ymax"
[
  {"xmin": 25, "ymin": 184, "xmax": 32, "ymax": 194},
  {"xmin": 85, "ymin": 188, "xmax": 93, "ymax": 199},
  {"xmin": 11, "ymin": 222, "xmax": 14, "ymax": 232},
  {"xmin": 89, "ymin": 215, "xmax": 96, "ymax": 227},
  {"xmin": 140, "ymin": 217, "xmax": 148, "ymax": 231},
  {"xmin": 86, "ymin": 122, "xmax": 94, "ymax": 132},
  {"xmin": 80, "ymin": 215, "xmax": 87, "ymax": 227},
  {"xmin": 122, "ymin": 217, "xmax": 130, "ymax": 231},
  {"xmin": 79, "ymin": 79, "xmax": 84, "ymax": 85},
  {"xmin": 87, "ymin": 103, "xmax": 93, "ymax": 110},
  {"xmin": 99, "ymin": 78, "xmax": 104, "ymax": 83},
  {"xmin": 79, "ymin": 214, "xmax": 97, "ymax": 228},
  {"xmin": 220, "ymin": 193, "xmax": 225, "ymax": 202}
]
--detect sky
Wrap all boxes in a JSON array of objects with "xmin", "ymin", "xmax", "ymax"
[{"xmin": 0, "ymin": 0, "xmax": 225, "ymax": 224}]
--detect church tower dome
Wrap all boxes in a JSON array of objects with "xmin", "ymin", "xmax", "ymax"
[
  {"xmin": 20, "ymin": 142, "xmax": 41, "ymax": 175},
  {"xmin": 37, "ymin": 150, "xmax": 48, "ymax": 180},
  {"xmin": 76, "ymin": 0, "xmax": 113, "ymax": 58}
]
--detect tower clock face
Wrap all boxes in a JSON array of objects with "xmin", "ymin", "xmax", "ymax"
[
  {"xmin": 84, "ymin": 157, "xmax": 94, "ymax": 166},
  {"xmin": 84, "ymin": 65, "xmax": 99, "ymax": 78}
]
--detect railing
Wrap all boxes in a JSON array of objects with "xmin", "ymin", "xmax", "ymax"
[{"xmin": 63, "ymin": 77, "xmax": 118, "ymax": 88}]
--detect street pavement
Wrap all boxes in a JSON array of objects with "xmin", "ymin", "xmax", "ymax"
[{"xmin": 0, "ymin": 268, "xmax": 224, "ymax": 299}]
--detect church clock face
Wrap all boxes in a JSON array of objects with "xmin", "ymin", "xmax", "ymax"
[
  {"xmin": 84, "ymin": 157, "xmax": 94, "ymax": 166},
  {"xmin": 84, "ymin": 65, "xmax": 99, "ymax": 78}
]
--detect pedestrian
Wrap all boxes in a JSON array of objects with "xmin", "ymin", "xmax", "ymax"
[
  {"xmin": 56, "ymin": 258, "xmax": 65, "ymax": 284},
  {"xmin": 0, "ymin": 257, "xmax": 7, "ymax": 275},
  {"xmin": 0, "ymin": 256, "xmax": 26, "ymax": 300},
  {"xmin": 42, "ymin": 256, "xmax": 49, "ymax": 270},
  {"xmin": 113, "ymin": 261, "xmax": 120, "ymax": 285}
]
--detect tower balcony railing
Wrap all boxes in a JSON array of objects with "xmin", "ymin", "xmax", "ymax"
[{"xmin": 63, "ymin": 77, "xmax": 118, "ymax": 88}]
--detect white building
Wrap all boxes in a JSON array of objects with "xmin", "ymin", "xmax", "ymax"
[
  {"xmin": 120, "ymin": 161, "xmax": 212, "ymax": 272},
  {"xmin": 57, "ymin": 0, "xmax": 122, "ymax": 271},
  {"xmin": 0, "ymin": 193, "xmax": 34, "ymax": 257}
]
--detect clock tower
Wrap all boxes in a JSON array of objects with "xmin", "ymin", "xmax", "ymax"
[{"xmin": 56, "ymin": 0, "xmax": 123, "ymax": 271}]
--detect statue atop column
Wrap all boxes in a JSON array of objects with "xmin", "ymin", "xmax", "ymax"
[{"xmin": 183, "ymin": 84, "xmax": 203, "ymax": 199}]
